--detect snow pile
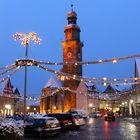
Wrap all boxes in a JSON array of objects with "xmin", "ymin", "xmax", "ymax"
[{"xmin": 0, "ymin": 118, "xmax": 24, "ymax": 138}]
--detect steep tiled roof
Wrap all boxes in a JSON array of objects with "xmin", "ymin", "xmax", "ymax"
[
  {"xmin": 103, "ymin": 85, "xmax": 118, "ymax": 93},
  {"xmin": 14, "ymin": 88, "xmax": 20, "ymax": 96},
  {"xmin": 85, "ymin": 82, "xmax": 99, "ymax": 92},
  {"xmin": 0, "ymin": 80, "xmax": 7, "ymax": 95},
  {"xmin": 2, "ymin": 78, "xmax": 14, "ymax": 96}
]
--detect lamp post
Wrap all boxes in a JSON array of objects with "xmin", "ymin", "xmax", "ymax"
[{"xmin": 13, "ymin": 32, "xmax": 41, "ymax": 124}]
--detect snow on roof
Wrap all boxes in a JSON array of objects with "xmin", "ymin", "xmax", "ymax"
[
  {"xmin": 135, "ymin": 59, "xmax": 140, "ymax": 77},
  {"xmin": 26, "ymin": 99, "xmax": 40, "ymax": 106},
  {"xmin": 44, "ymin": 77, "xmax": 63, "ymax": 88},
  {"xmin": 85, "ymin": 82, "xmax": 99, "ymax": 92}
]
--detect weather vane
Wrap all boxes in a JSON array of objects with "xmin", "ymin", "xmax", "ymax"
[{"xmin": 71, "ymin": 0, "xmax": 74, "ymax": 11}]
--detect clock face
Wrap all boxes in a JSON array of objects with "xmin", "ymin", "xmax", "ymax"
[{"xmin": 67, "ymin": 52, "xmax": 72, "ymax": 58}]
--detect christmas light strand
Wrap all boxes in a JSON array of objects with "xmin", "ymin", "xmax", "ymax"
[
  {"xmin": 0, "ymin": 64, "xmax": 15, "ymax": 70},
  {"xmin": 36, "ymin": 64, "xmax": 140, "ymax": 86},
  {"xmin": 0, "ymin": 94, "xmax": 40, "ymax": 101},
  {"xmin": 40, "ymin": 86, "xmax": 133, "ymax": 101},
  {"xmin": 37, "ymin": 53, "xmax": 140, "ymax": 66},
  {"xmin": 0, "ymin": 67, "xmax": 20, "ymax": 84},
  {"xmin": 0, "ymin": 66, "xmax": 17, "ymax": 77},
  {"xmin": 13, "ymin": 32, "xmax": 41, "ymax": 46}
]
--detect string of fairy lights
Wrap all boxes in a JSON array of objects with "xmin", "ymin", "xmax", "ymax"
[
  {"xmin": 0, "ymin": 52, "xmax": 140, "ymax": 101},
  {"xmin": 40, "ymin": 85, "xmax": 134, "ymax": 101},
  {"xmin": 0, "ymin": 63, "xmax": 15, "ymax": 70},
  {"xmin": 37, "ymin": 53, "xmax": 140, "ymax": 65},
  {"xmin": 0, "ymin": 66, "xmax": 20, "ymax": 84},
  {"xmin": 36, "ymin": 64, "xmax": 140, "ymax": 86},
  {"xmin": 0, "ymin": 66, "xmax": 17, "ymax": 77}
]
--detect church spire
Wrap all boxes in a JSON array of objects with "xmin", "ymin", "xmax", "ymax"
[
  {"xmin": 67, "ymin": 3, "xmax": 77, "ymax": 25},
  {"xmin": 71, "ymin": 3, "xmax": 74, "ymax": 12}
]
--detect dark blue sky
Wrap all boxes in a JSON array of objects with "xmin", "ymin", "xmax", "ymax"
[{"xmin": 0, "ymin": 0, "xmax": 140, "ymax": 96}]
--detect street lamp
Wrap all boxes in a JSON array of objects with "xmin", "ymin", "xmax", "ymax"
[
  {"xmin": 13, "ymin": 32, "xmax": 41, "ymax": 124},
  {"xmin": 89, "ymin": 103, "xmax": 93, "ymax": 107},
  {"xmin": 5, "ymin": 104, "xmax": 11, "ymax": 110}
]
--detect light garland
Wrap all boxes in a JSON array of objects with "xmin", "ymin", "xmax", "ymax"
[
  {"xmin": 40, "ymin": 85, "xmax": 134, "ymax": 101},
  {"xmin": 37, "ymin": 53, "xmax": 140, "ymax": 66},
  {"xmin": 15, "ymin": 59, "xmax": 38, "ymax": 67},
  {"xmin": 0, "ymin": 94, "xmax": 40, "ymax": 101},
  {"xmin": 37, "ymin": 64, "xmax": 140, "ymax": 86},
  {"xmin": 13, "ymin": 32, "xmax": 41, "ymax": 46},
  {"xmin": 0, "ymin": 64, "xmax": 15, "ymax": 70},
  {"xmin": 0, "ymin": 67, "xmax": 20, "ymax": 84},
  {"xmin": 0, "ymin": 66, "xmax": 17, "ymax": 77}
]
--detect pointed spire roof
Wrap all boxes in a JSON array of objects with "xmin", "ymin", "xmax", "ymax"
[
  {"xmin": 67, "ymin": 4, "xmax": 78, "ymax": 25},
  {"xmin": 14, "ymin": 88, "xmax": 20, "ymax": 96},
  {"xmin": 2, "ymin": 78, "xmax": 14, "ymax": 96},
  {"xmin": 67, "ymin": 3, "xmax": 77, "ymax": 18},
  {"xmin": 44, "ymin": 77, "xmax": 63, "ymax": 89},
  {"xmin": 103, "ymin": 85, "xmax": 117, "ymax": 94},
  {"xmin": 0, "ymin": 80, "xmax": 8, "ymax": 95}
]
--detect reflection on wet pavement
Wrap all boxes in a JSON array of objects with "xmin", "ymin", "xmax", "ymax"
[{"xmin": 23, "ymin": 118, "xmax": 140, "ymax": 140}]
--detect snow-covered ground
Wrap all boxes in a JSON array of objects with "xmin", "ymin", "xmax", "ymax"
[{"xmin": 0, "ymin": 117, "xmax": 24, "ymax": 138}]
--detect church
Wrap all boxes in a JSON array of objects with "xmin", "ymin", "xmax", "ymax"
[
  {"xmin": 40, "ymin": 8, "xmax": 99, "ymax": 114},
  {"xmin": 0, "ymin": 78, "xmax": 22, "ymax": 116}
]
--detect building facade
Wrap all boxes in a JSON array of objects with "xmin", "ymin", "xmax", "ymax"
[
  {"xmin": 40, "ymin": 77, "xmax": 63, "ymax": 114},
  {"xmin": 0, "ymin": 79, "xmax": 22, "ymax": 116},
  {"xmin": 76, "ymin": 81, "xmax": 99, "ymax": 115},
  {"xmin": 99, "ymin": 85, "xmax": 120, "ymax": 113}
]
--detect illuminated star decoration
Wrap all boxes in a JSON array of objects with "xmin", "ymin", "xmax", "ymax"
[{"xmin": 13, "ymin": 32, "xmax": 42, "ymax": 46}]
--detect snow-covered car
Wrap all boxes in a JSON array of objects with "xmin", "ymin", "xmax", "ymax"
[
  {"xmin": 71, "ymin": 114, "xmax": 85, "ymax": 129},
  {"xmin": 45, "ymin": 113, "xmax": 73, "ymax": 131},
  {"xmin": 0, "ymin": 117, "xmax": 24, "ymax": 138},
  {"xmin": 24, "ymin": 116, "xmax": 61, "ymax": 137},
  {"xmin": 69, "ymin": 109, "xmax": 88, "ymax": 119},
  {"xmin": 5, "ymin": 116, "xmax": 24, "ymax": 127}
]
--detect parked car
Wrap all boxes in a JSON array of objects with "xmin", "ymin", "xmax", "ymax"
[
  {"xmin": 71, "ymin": 114, "xmax": 85, "ymax": 129},
  {"xmin": 24, "ymin": 116, "xmax": 61, "ymax": 137},
  {"xmin": 5, "ymin": 115, "xmax": 24, "ymax": 127},
  {"xmin": 90, "ymin": 111, "xmax": 102, "ymax": 118},
  {"xmin": 69, "ymin": 109, "xmax": 88, "ymax": 119},
  {"xmin": 104, "ymin": 111, "xmax": 116, "ymax": 121},
  {"xmin": 44, "ymin": 113, "xmax": 73, "ymax": 131}
]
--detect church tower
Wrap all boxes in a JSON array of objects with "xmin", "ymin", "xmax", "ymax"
[{"xmin": 61, "ymin": 7, "xmax": 83, "ymax": 110}]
